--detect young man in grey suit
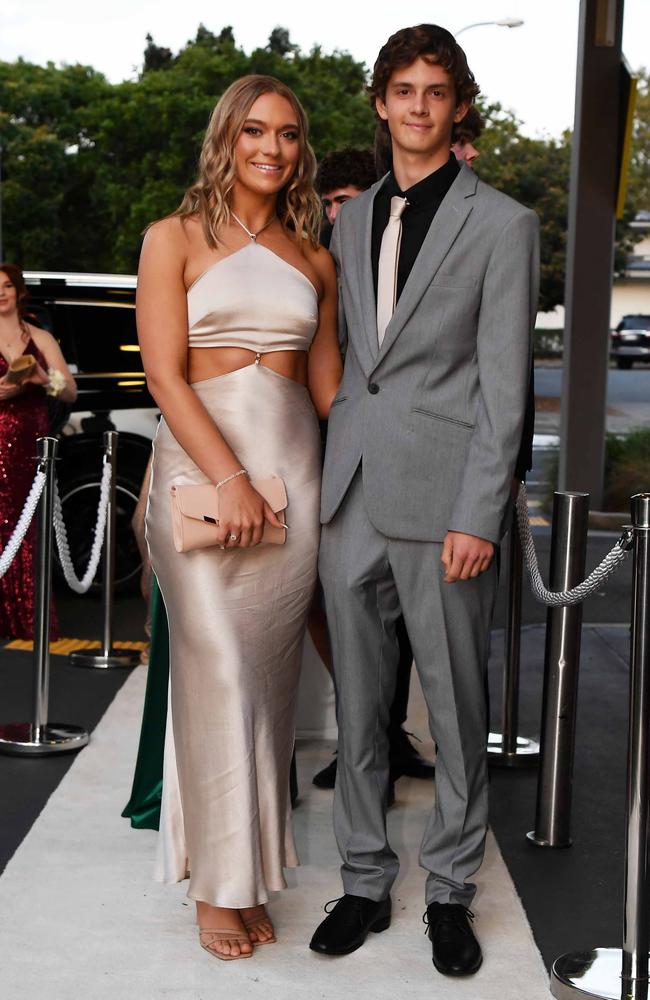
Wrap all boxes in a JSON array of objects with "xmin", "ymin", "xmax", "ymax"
[{"xmin": 310, "ymin": 24, "xmax": 539, "ymax": 977}]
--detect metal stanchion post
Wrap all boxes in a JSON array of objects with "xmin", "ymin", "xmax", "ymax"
[
  {"xmin": 551, "ymin": 493, "xmax": 650, "ymax": 1000},
  {"xmin": 0, "ymin": 437, "xmax": 89, "ymax": 755},
  {"xmin": 70, "ymin": 431, "xmax": 140, "ymax": 669},
  {"xmin": 488, "ymin": 503, "xmax": 540, "ymax": 767},
  {"xmin": 527, "ymin": 491, "xmax": 589, "ymax": 848}
]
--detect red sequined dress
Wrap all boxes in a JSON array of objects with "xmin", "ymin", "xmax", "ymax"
[{"xmin": 0, "ymin": 339, "xmax": 59, "ymax": 639}]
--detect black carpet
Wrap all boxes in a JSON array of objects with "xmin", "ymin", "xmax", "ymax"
[
  {"xmin": 488, "ymin": 624, "xmax": 630, "ymax": 970},
  {"xmin": 0, "ymin": 585, "xmax": 144, "ymax": 875},
  {"xmin": 0, "ymin": 651, "xmax": 136, "ymax": 875}
]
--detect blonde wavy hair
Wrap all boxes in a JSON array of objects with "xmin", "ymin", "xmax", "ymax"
[{"xmin": 173, "ymin": 75, "xmax": 321, "ymax": 249}]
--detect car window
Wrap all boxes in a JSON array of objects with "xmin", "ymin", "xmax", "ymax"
[
  {"xmin": 52, "ymin": 302, "xmax": 142, "ymax": 374},
  {"xmin": 619, "ymin": 316, "xmax": 650, "ymax": 331},
  {"xmin": 24, "ymin": 303, "xmax": 54, "ymax": 334}
]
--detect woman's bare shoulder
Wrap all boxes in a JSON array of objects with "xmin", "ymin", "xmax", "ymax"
[
  {"xmin": 25, "ymin": 323, "xmax": 55, "ymax": 349},
  {"xmin": 143, "ymin": 215, "xmax": 194, "ymax": 251},
  {"xmin": 303, "ymin": 242, "xmax": 336, "ymax": 283}
]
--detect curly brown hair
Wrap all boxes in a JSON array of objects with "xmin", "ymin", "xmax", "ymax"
[
  {"xmin": 369, "ymin": 24, "xmax": 480, "ymax": 175},
  {"xmin": 172, "ymin": 75, "xmax": 322, "ymax": 250},
  {"xmin": 315, "ymin": 147, "xmax": 377, "ymax": 195},
  {"xmin": 452, "ymin": 105, "xmax": 486, "ymax": 145}
]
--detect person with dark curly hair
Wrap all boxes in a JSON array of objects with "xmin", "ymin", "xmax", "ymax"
[
  {"xmin": 310, "ymin": 25, "xmax": 539, "ymax": 976},
  {"xmin": 451, "ymin": 105, "xmax": 485, "ymax": 167},
  {"xmin": 315, "ymin": 147, "xmax": 377, "ymax": 228}
]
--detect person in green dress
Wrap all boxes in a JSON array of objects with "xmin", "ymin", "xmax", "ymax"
[{"xmin": 122, "ymin": 575, "xmax": 168, "ymax": 830}]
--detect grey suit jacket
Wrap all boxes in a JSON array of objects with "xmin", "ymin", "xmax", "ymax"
[{"xmin": 321, "ymin": 163, "xmax": 540, "ymax": 544}]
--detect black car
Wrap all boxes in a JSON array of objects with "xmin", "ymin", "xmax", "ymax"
[
  {"xmin": 24, "ymin": 271, "xmax": 155, "ymax": 592},
  {"xmin": 610, "ymin": 314, "xmax": 650, "ymax": 369}
]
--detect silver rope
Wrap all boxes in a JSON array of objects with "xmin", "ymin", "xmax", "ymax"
[
  {"xmin": 516, "ymin": 483, "xmax": 633, "ymax": 607},
  {"xmin": 0, "ymin": 470, "xmax": 47, "ymax": 578},
  {"xmin": 53, "ymin": 459, "xmax": 112, "ymax": 594}
]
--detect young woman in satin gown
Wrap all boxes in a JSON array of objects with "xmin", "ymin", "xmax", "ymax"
[
  {"xmin": 0, "ymin": 264, "xmax": 77, "ymax": 639},
  {"xmin": 137, "ymin": 76, "xmax": 341, "ymax": 961}
]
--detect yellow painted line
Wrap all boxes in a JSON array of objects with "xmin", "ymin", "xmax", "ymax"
[
  {"xmin": 3, "ymin": 638, "xmax": 147, "ymax": 654},
  {"xmin": 529, "ymin": 515, "xmax": 550, "ymax": 526}
]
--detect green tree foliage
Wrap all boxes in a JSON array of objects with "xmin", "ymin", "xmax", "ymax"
[
  {"xmin": 628, "ymin": 69, "xmax": 649, "ymax": 208},
  {"xmin": 0, "ymin": 26, "xmax": 373, "ymax": 272},
  {"xmin": 475, "ymin": 102, "xmax": 571, "ymax": 312},
  {"xmin": 0, "ymin": 28, "xmax": 646, "ymax": 308}
]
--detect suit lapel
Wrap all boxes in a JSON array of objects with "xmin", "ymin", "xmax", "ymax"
[
  {"xmin": 354, "ymin": 177, "xmax": 386, "ymax": 367},
  {"xmin": 374, "ymin": 165, "xmax": 478, "ymax": 365}
]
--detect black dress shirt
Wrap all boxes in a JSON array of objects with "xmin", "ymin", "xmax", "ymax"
[{"xmin": 371, "ymin": 154, "xmax": 460, "ymax": 302}]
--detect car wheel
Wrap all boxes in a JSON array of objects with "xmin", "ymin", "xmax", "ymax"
[
  {"xmin": 616, "ymin": 357, "xmax": 633, "ymax": 370},
  {"xmin": 54, "ymin": 473, "xmax": 142, "ymax": 595}
]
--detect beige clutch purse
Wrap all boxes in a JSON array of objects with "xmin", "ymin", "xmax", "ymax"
[
  {"xmin": 170, "ymin": 476, "xmax": 287, "ymax": 553},
  {"xmin": 5, "ymin": 354, "xmax": 36, "ymax": 385}
]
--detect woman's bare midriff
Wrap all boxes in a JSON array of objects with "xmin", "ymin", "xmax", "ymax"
[{"xmin": 188, "ymin": 346, "xmax": 308, "ymax": 386}]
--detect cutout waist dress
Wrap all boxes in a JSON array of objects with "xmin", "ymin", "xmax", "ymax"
[{"xmin": 145, "ymin": 238, "xmax": 322, "ymax": 907}]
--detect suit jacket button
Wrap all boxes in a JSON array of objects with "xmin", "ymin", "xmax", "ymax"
[{"xmin": 368, "ymin": 382, "xmax": 380, "ymax": 394}]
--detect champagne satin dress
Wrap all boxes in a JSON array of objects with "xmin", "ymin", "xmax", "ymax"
[{"xmin": 145, "ymin": 242, "xmax": 322, "ymax": 907}]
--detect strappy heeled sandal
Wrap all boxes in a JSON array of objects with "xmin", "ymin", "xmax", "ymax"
[
  {"xmin": 198, "ymin": 927, "xmax": 253, "ymax": 961},
  {"xmin": 242, "ymin": 910, "xmax": 277, "ymax": 946}
]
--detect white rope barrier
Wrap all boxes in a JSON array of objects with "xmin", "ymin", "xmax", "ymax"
[
  {"xmin": 0, "ymin": 471, "xmax": 47, "ymax": 578},
  {"xmin": 53, "ymin": 459, "xmax": 112, "ymax": 594},
  {"xmin": 516, "ymin": 483, "xmax": 633, "ymax": 607},
  {"xmin": 0, "ymin": 463, "xmax": 633, "ymax": 608}
]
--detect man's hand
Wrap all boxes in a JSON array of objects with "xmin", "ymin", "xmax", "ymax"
[{"xmin": 441, "ymin": 531, "xmax": 494, "ymax": 583}]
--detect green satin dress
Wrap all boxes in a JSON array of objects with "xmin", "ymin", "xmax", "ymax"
[{"xmin": 122, "ymin": 577, "xmax": 169, "ymax": 830}]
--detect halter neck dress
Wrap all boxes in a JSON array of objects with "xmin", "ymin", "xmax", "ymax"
[{"xmin": 145, "ymin": 241, "xmax": 322, "ymax": 907}]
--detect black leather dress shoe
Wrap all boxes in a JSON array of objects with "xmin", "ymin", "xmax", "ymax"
[
  {"xmin": 313, "ymin": 756, "xmax": 396, "ymax": 807},
  {"xmin": 425, "ymin": 903, "xmax": 482, "ymax": 976},
  {"xmin": 310, "ymin": 894, "xmax": 392, "ymax": 955},
  {"xmin": 390, "ymin": 728, "xmax": 435, "ymax": 780},
  {"xmin": 312, "ymin": 755, "xmax": 337, "ymax": 788}
]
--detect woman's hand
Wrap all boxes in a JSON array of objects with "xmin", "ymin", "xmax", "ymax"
[
  {"xmin": 216, "ymin": 476, "xmax": 285, "ymax": 548},
  {"xmin": 23, "ymin": 362, "xmax": 50, "ymax": 386},
  {"xmin": 0, "ymin": 376, "xmax": 22, "ymax": 400}
]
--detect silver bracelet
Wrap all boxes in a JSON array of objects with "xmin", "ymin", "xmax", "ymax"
[{"xmin": 215, "ymin": 468, "xmax": 248, "ymax": 490}]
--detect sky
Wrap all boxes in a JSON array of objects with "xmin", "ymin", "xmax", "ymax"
[{"xmin": 1, "ymin": 0, "xmax": 648, "ymax": 139}]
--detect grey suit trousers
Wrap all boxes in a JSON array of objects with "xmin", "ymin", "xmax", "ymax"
[{"xmin": 319, "ymin": 469, "xmax": 497, "ymax": 906}]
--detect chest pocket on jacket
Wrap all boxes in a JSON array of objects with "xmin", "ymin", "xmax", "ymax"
[{"xmin": 430, "ymin": 272, "xmax": 478, "ymax": 289}]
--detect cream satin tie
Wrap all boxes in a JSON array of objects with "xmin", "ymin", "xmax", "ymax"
[{"xmin": 376, "ymin": 195, "xmax": 409, "ymax": 347}]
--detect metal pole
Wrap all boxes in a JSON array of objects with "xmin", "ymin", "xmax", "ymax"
[
  {"xmin": 623, "ymin": 493, "xmax": 650, "ymax": 990},
  {"xmin": 32, "ymin": 436, "xmax": 57, "ymax": 734},
  {"xmin": 0, "ymin": 438, "xmax": 89, "ymax": 755},
  {"xmin": 558, "ymin": 0, "xmax": 624, "ymax": 507},
  {"xmin": 550, "ymin": 493, "xmax": 650, "ymax": 1000},
  {"xmin": 527, "ymin": 491, "xmax": 589, "ymax": 848},
  {"xmin": 488, "ymin": 504, "xmax": 540, "ymax": 767},
  {"xmin": 70, "ymin": 431, "xmax": 139, "ymax": 669},
  {"xmin": 102, "ymin": 429, "xmax": 118, "ymax": 658}
]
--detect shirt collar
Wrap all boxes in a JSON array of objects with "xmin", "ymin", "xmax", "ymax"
[{"xmin": 382, "ymin": 154, "xmax": 460, "ymax": 206}]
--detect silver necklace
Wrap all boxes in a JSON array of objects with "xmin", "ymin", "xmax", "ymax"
[{"xmin": 231, "ymin": 211, "xmax": 276, "ymax": 242}]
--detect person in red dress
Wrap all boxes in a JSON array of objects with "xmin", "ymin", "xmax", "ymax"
[{"xmin": 0, "ymin": 263, "xmax": 77, "ymax": 639}]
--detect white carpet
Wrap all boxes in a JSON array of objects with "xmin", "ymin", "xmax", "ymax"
[{"xmin": 0, "ymin": 667, "xmax": 551, "ymax": 1000}]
